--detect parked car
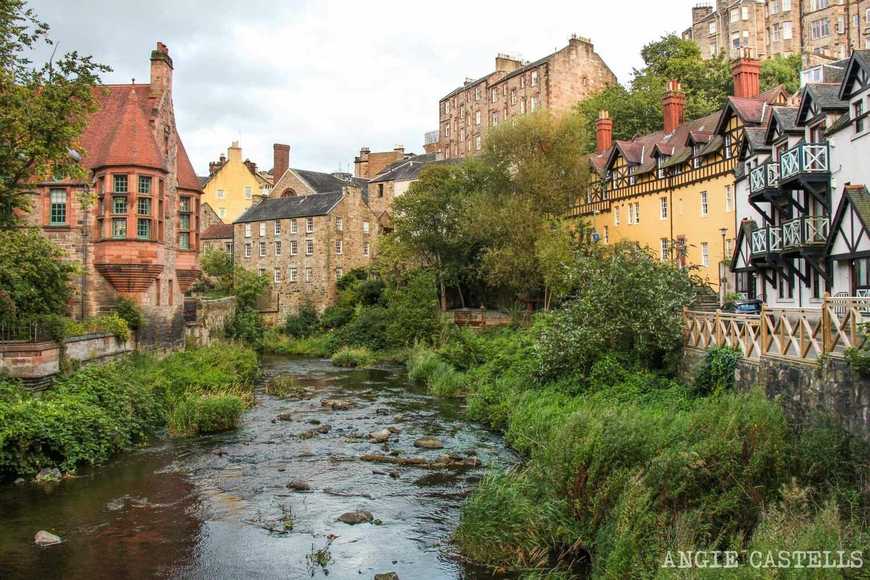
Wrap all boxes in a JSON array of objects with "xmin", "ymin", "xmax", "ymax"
[{"xmin": 726, "ymin": 299, "xmax": 762, "ymax": 315}]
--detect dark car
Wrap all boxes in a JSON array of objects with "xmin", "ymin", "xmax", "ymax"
[{"xmin": 728, "ymin": 299, "xmax": 762, "ymax": 315}]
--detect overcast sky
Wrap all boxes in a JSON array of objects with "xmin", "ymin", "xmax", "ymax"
[{"xmin": 30, "ymin": 0, "xmax": 691, "ymax": 176}]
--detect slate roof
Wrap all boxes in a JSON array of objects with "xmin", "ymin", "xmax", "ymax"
[
  {"xmin": 827, "ymin": 111, "xmax": 852, "ymax": 136},
  {"xmin": 176, "ymin": 138, "xmax": 201, "ymax": 191},
  {"xmin": 805, "ymin": 83, "xmax": 848, "ymax": 110},
  {"xmin": 370, "ymin": 153, "xmax": 442, "ymax": 183},
  {"xmin": 201, "ymin": 223, "xmax": 234, "ymax": 240},
  {"xmin": 771, "ymin": 106, "xmax": 799, "ymax": 133},
  {"xmin": 840, "ymin": 50, "xmax": 870, "ymax": 99},
  {"xmin": 845, "ymin": 185, "xmax": 870, "ymax": 229},
  {"xmin": 293, "ymin": 169, "xmax": 359, "ymax": 193},
  {"xmin": 235, "ymin": 191, "xmax": 343, "ymax": 223}
]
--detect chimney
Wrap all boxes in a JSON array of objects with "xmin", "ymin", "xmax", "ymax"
[
  {"xmin": 732, "ymin": 51, "xmax": 761, "ymax": 98},
  {"xmin": 149, "ymin": 42, "xmax": 173, "ymax": 97},
  {"xmin": 692, "ymin": 4, "xmax": 713, "ymax": 24},
  {"xmin": 354, "ymin": 147, "xmax": 370, "ymax": 178},
  {"xmin": 595, "ymin": 110, "xmax": 613, "ymax": 154},
  {"xmin": 495, "ymin": 53, "xmax": 522, "ymax": 73},
  {"xmin": 244, "ymin": 159, "xmax": 257, "ymax": 174},
  {"xmin": 228, "ymin": 141, "xmax": 242, "ymax": 163},
  {"xmin": 273, "ymin": 143, "xmax": 290, "ymax": 180},
  {"xmin": 393, "ymin": 145, "xmax": 404, "ymax": 156},
  {"xmin": 662, "ymin": 80, "xmax": 686, "ymax": 134}
]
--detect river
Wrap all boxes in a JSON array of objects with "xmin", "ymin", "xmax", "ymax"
[{"xmin": 0, "ymin": 356, "xmax": 519, "ymax": 579}]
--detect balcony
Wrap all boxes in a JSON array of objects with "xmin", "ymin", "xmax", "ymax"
[
  {"xmin": 749, "ymin": 226, "xmax": 783, "ymax": 265},
  {"xmin": 748, "ymin": 161, "xmax": 782, "ymax": 202},
  {"xmin": 778, "ymin": 143, "xmax": 830, "ymax": 189},
  {"xmin": 781, "ymin": 216, "xmax": 830, "ymax": 253}
]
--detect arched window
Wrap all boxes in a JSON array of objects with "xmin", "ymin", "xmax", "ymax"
[{"xmin": 281, "ymin": 188, "xmax": 296, "ymax": 198}]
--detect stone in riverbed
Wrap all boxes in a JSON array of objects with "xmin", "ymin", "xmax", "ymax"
[
  {"xmin": 34, "ymin": 530, "xmax": 62, "ymax": 546},
  {"xmin": 275, "ymin": 412, "xmax": 293, "ymax": 422},
  {"xmin": 368, "ymin": 429, "xmax": 392, "ymax": 443},
  {"xmin": 287, "ymin": 480, "xmax": 311, "ymax": 492},
  {"xmin": 374, "ymin": 573, "xmax": 399, "ymax": 580},
  {"xmin": 413, "ymin": 436, "xmax": 444, "ymax": 450},
  {"xmin": 321, "ymin": 399, "xmax": 353, "ymax": 411},
  {"xmin": 337, "ymin": 511, "xmax": 373, "ymax": 525},
  {"xmin": 387, "ymin": 426, "xmax": 401, "ymax": 434},
  {"xmin": 34, "ymin": 468, "xmax": 62, "ymax": 483}
]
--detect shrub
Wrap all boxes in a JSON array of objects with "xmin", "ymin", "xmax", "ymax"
[
  {"xmin": 320, "ymin": 304, "xmax": 354, "ymax": 330},
  {"xmin": 329, "ymin": 306, "xmax": 389, "ymax": 351},
  {"xmin": 407, "ymin": 347, "xmax": 443, "ymax": 384},
  {"xmin": 261, "ymin": 329, "xmax": 331, "ymax": 357},
  {"xmin": 266, "ymin": 376, "xmax": 306, "ymax": 399},
  {"xmin": 88, "ymin": 313, "xmax": 131, "ymax": 341},
  {"xmin": 384, "ymin": 270, "xmax": 440, "ymax": 347},
  {"xmin": 429, "ymin": 363, "xmax": 465, "ymax": 397},
  {"xmin": 115, "ymin": 298, "xmax": 143, "ymax": 332},
  {"xmin": 694, "ymin": 345, "xmax": 741, "ymax": 395},
  {"xmin": 406, "ymin": 346, "xmax": 465, "ymax": 396},
  {"xmin": 168, "ymin": 393, "xmax": 245, "ymax": 435},
  {"xmin": 331, "ymin": 347, "xmax": 375, "ymax": 368},
  {"xmin": 284, "ymin": 301, "xmax": 319, "ymax": 338},
  {"xmin": 225, "ymin": 309, "xmax": 265, "ymax": 345}
]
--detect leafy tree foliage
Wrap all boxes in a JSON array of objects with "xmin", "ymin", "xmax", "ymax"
[
  {"xmin": 200, "ymin": 247, "xmax": 234, "ymax": 293},
  {"xmin": 761, "ymin": 53, "xmax": 802, "ymax": 95},
  {"xmin": 0, "ymin": 228, "xmax": 77, "ymax": 324},
  {"xmin": 0, "ymin": 0, "xmax": 110, "ymax": 225}
]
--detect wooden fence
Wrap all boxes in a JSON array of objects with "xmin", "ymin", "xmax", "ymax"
[{"xmin": 684, "ymin": 295, "xmax": 870, "ymax": 362}]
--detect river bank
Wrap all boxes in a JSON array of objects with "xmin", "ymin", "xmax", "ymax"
[{"xmin": 0, "ymin": 356, "xmax": 518, "ymax": 579}]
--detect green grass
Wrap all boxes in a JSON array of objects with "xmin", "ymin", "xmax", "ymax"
[
  {"xmin": 406, "ymin": 346, "xmax": 466, "ymax": 397},
  {"xmin": 261, "ymin": 330, "xmax": 332, "ymax": 357},
  {"xmin": 330, "ymin": 347, "xmax": 376, "ymax": 368},
  {"xmin": 168, "ymin": 393, "xmax": 246, "ymax": 435}
]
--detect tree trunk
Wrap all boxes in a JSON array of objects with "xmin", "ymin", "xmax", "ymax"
[
  {"xmin": 439, "ymin": 277, "xmax": 447, "ymax": 312},
  {"xmin": 457, "ymin": 285, "xmax": 466, "ymax": 308}
]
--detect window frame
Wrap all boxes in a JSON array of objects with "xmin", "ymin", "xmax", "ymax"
[{"xmin": 49, "ymin": 189, "xmax": 67, "ymax": 225}]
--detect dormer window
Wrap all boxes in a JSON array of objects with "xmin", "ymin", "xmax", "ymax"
[
  {"xmin": 692, "ymin": 144, "xmax": 703, "ymax": 168},
  {"xmin": 656, "ymin": 155, "xmax": 666, "ymax": 179},
  {"xmin": 854, "ymin": 100, "xmax": 865, "ymax": 134},
  {"xmin": 724, "ymin": 134, "xmax": 733, "ymax": 159},
  {"xmin": 628, "ymin": 165, "xmax": 637, "ymax": 185}
]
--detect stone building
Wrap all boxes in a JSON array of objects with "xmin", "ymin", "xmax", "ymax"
[
  {"xmin": 434, "ymin": 35, "xmax": 616, "ymax": 160},
  {"xmin": 233, "ymin": 187, "xmax": 376, "ymax": 316},
  {"xmin": 201, "ymin": 141, "xmax": 272, "ymax": 223},
  {"xmin": 27, "ymin": 42, "xmax": 202, "ymax": 345},
  {"xmin": 201, "ymin": 223, "xmax": 234, "ymax": 254},
  {"xmin": 367, "ymin": 153, "xmax": 446, "ymax": 226},
  {"xmin": 269, "ymin": 144, "xmax": 369, "ymax": 198},
  {"xmin": 353, "ymin": 146, "xmax": 408, "ymax": 179},
  {"xmin": 684, "ymin": 0, "xmax": 870, "ymax": 64}
]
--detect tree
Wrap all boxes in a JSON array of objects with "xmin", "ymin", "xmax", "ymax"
[
  {"xmin": 761, "ymin": 54, "xmax": 802, "ymax": 95},
  {"xmin": 200, "ymin": 248, "xmax": 234, "ymax": 293},
  {"xmin": 0, "ymin": 228, "xmax": 77, "ymax": 324},
  {"xmin": 0, "ymin": 0, "xmax": 109, "ymax": 226}
]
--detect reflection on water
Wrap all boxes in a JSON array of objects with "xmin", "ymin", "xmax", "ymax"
[{"xmin": 0, "ymin": 357, "xmax": 519, "ymax": 579}]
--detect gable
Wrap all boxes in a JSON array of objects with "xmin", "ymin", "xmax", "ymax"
[
  {"xmin": 839, "ymin": 52, "xmax": 870, "ymax": 100},
  {"xmin": 828, "ymin": 188, "xmax": 870, "ymax": 259}
]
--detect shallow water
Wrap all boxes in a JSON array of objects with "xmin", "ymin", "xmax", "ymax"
[{"xmin": 0, "ymin": 356, "xmax": 519, "ymax": 579}]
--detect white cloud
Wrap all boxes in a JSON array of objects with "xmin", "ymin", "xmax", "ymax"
[{"xmin": 29, "ymin": 0, "xmax": 691, "ymax": 175}]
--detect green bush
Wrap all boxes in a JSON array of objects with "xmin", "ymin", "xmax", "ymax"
[
  {"xmin": 114, "ymin": 298, "xmax": 143, "ymax": 331},
  {"xmin": 384, "ymin": 270, "xmax": 440, "ymax": 347},
  {"xmin": 320, "ymin": 304, "xmax": 354, "ymax": 330},
  {"xmin": 261, "ymin": 329, "xmax": 331, "ymax": 357},
  {"xmin": 88, "ymin": 313, "xmax": 131, "ymax": 341},
  {"xmin": 694, "ymin": 345, "xmax": 741, "ymax": 395},
  {"xmin": 168, "ymin": 393, "xmax": 245, "ymax": 435},
  {"xmin": 406, "ymin": 346, "xmax": 465, "ymax": 397},
  {"xmin": 284, "ymin": 301, "xmax": 319, "ymax": 338},
  {"xmin": 331, "ymin": 347, "xmax": 375, "ymax": 368},
  {"xmin": 266, "ymin": 376, "xmax": 305, "ymax": 399},
  {"xmin": 329, "ymin": 306, "xmax": 389, "ymax": 351},
  {"xmin": 225, "ymin": 309, "xmax": 265, "ymax": 345}
]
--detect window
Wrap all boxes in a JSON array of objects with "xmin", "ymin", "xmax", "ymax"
[
  {"xmin": 730, "ymin": 8, "xmax": 739, "ymax": 23},
  {"xmin": 530, "ymin": 96, "xmax": 538, "ymax": 112},
  {"xmin": 306, "ymin": 239, "xmax": 314, "ymax": 256},
  {"xmin": 290, "ymin": 219, "xmax": 298, "ymax": 234},
  {"xmin": 274, "ymin": 268, "xmax": 281, "ymax": 283},
  {"xmin": 259, "ymin": 223, "xmax": 266, "ymax": 237},
  {"xmin": 136, "ymin": 218, "xmax": 151, "ymax": 240},
  {"xmin": 474, "ymin": 86, "xmax": 480, "ymax": 101},
  {"xmin": 275, "ymin": 221, "xmax": 282, "ymax": 235},
  {"xmin": 305, "ymin": 267, "xmax": 312, "ymax": 283},
  {"xmin": 614, "ymin": 207, "xmax": 620, "ymax": 225},
  {"xmin": 137, "ymin": 197, "xmax": 151, "ymax": 216},
  {"xmin": 290, "ymin": 240, "xmax": 298, "ymax": 255},
  {"xmin": 700, "ymin": 191, "xmax": 709, "ymax": 216},
  {"xmin": 336, "ymin": 267, "xmax": 343, "ymax": 279},
  {"xmin": 701, "ymin": 242, "xmax": 710, "ymax": 267},
  {"xmin": 531, "ymin": 70, "xmax": 539, "ymax": 86},
  {"xmin": 811, "ymin": 0, "xmax": 829, "ymax": 10},
  {"xmin": 660, "ymin": 238, "xmax": 670, "ymax": 261},
  {"xmin": 660, "ymin": 197, "xmax": 668, "ymax": 219},
  {"xmin": 259, "ymin": 241, "xmax": 267, "ymax": 257},
  {"xmin": 628, "ymin": 202, "xmax": 640, "ymax": 224},
  {"xmin": 138, "ymin": 175, "xmax": 152, "ymax": 194},
  {"xmin": 224, "ymin": 242, "xmax": 233, "ymax": 253},
  {"xmin": 217, "ymin": 189, "xmax": 225, "ymax": 199},
  {"xmin": 275, "ymin": 240, "xmax": 282, "ymax": 256},
  {"xmin": 770, "ymin": 0, "xmax": 779, "ymax": 15},
  {"xmin": 855, "ymin": 100, "xmax": 865, "ymax": 133},
  {"xmin": 709, "ymin": 21, "xmax": 717, "ymax": 34},
  {"xmin": 741, "ymin": 6, "xmax": 749, "ymax": 20},
  {"xmin": 335, "ymin": 217, "xmax": 343, "ymax": 231},
  {"xmin": 520, "ymin": 98, "xmax": 526, "ymax": 114},
  {"xmin": 113, "ymin": 196, "xmax": 127, "ymax": 214},
  {"xmin": 244, "ymin": 242, "xmax": 252, "ymax": 258},
  {"xmin": 475, "ymin": 135, "xmax": 481, "ymax": 151},
  {"xmin": 49, "ymin": 189, "xmax": 66, "ymax": 225},
  {"xmin": 112, "ymin": 218, "xmax": 126, "ymax": 239},
  {"xmin": 810, "ymin": 18, "xmax": 830, "ymax": 40},
  {"xmin": 335, "ymin": 240, "xmax": 343, "ymax": 255},
  {"xmin": 491, "ymin": 88, "xmax": 497, "ymax": 103},
  {"xmin": 179, "ymin": 196, "xmax": 190, "ymax": 212},
  {"xmin": 782, "ymin": 0, "xmax": 790, "ymax": 10},
  {"xmin": 179, "ymin": 231, "xmax": 192, "ymax": 250},
  {"xmin": 603, "ymin": 226, "xmax": 609, "ymax": 243},
  {"xmin": 306, "ymin": 217, "xmax": 314, "ymax": 233},
  {"xmin": 378, "ymin": 184, "xmax": 384, "ymax": 198},
  {"xmin": 491, "ymin": 111, "xmax": 499, "ymax": 126},
  {"xmin": 244, "ymin": 224, "xmax": 252, "ymax": 238},
  {"xmin": 656, "ymin": 155, "xmax": 666, "ymax": 179},
  {"xmin": 363, "ymin": 241, "xmax": 370, "ymax": 257},
  {"xmin": 783, "ymin": 21, "xmax": 793, "ymax": 40},
  {"xmin": 475, "ymin": 110, "xmax": 481, "ymax": 126},
  {"xmin": 288, "ymin": 267, "xmax": 298, "ymax": 282},
  {"xmin": 219, "ymin": 208, "xmax": 226, "ymax": 219},
  {"xmin": 113, "ymin": 174, "xmax": 128, "ymax": 193},
  {"xmin": 837, "ymin": 15, "xmax": 845, "ymax": 34},
  {"xmin": 362, "ymin": 220, "xmax": 370, "ymax": 234},
  {"xmin": 724, "ymin": 134, "xmax": 733, "ymax": 159},
  {"xmin": 258, "ymin": 268, "xmax": 265, "ymax": 277}
]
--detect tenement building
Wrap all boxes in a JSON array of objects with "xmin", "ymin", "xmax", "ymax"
[
  {"xmin": 684, "ymin": 0, "xmax": 870, "ymax": 64},
  {"xmin": 27, "ymin": 42, "xmax": 202, "ymax": 345},
  {"xmin": 435, "ymin": 35, "xmax": 616, "ymax": 159},
  {"xmin": 233, "ymin": 186, "xmax": 377, "ymax": 316},
  {"xmin": 570, "ymin": 56, "xmax": 790, "ymax": 296},
  {"xmin": 201, "ymin": 141, "xmax": 273, "ymax": 223},
  {"xmin": 367, "ymin": 153, "xmax": 444, "ymax": 227},
  {"xmin": 731, "ymin": 50, "xmax": 870, "ymax": 305},
  {"xmin": 353, "ymin": 146, "xmax": 408, "ymax": 179}
]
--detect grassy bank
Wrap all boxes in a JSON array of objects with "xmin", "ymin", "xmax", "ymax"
[
  {"xmin": 406, "ymin": 327, "xmax": 870, "ymax": 578},
  {"xmin": 0, "ymin": 343, "xmax": 258, "ymax": 479}
]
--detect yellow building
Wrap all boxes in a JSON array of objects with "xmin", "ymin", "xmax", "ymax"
[
  {"xmin": 571, "ymin": 58, "xmax": 789, "ymax": 294},
  {"xmin": 201, "ymin": 141, "xmax": 273, "ymax": 223}
]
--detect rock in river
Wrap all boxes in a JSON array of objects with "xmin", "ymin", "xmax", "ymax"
[
  {"xmin": 34, "ymin": 530, "xmax": 62, "ymax": 546},
  {"xmin": 337, "ymin": 511, "xmax": 374, "ymax": 525},
  {"xmin": 321, "ymin": 399, "xmax": 353, "ymax": 411},
  {"xmin": 374, "ymin": 573, "xmax": 399, "ymax": 580},
  {"xmin": 34, "ymin": 468, "xmax": 62, "ymax": 483},
  {"xmin": 287, "ymin": 480, "xmax": 311, "ymax": 492},
  {"xmin": 413, "ymin": 436, "xmax": 444, "ymax": 450},
  {"xmin": 368, "ymin": 429, "xmax": 392, "ymax": 443}
]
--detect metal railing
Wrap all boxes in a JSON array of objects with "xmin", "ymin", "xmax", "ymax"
[
  {"xmin": 0, "ymin": 320, "xmax": 52, "ymax": 343},
  {"xmin": 779, "ymin": 143, "xmax": 830, "ymax": 181}
]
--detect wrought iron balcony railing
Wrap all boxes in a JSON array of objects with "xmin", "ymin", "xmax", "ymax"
[{"xmin": 779, "ymin": 143, "xmax": 830, "ymax": 182}]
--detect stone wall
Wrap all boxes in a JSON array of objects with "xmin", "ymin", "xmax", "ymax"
[
  {"xmin": 0, "ymin": 333, "xmax": 134, "ymax": 388},
  {"xmin": 681, "ymin": 347, "xmax": 870, "ymax": 440},
  {"xmin": 184, "ymin": 296, "xmax": 237, "ymax": 347}
]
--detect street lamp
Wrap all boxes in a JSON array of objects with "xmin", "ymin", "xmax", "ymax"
[{"xmin": 719, "ymin": 227, "xmax": 728, "ymax": 304}]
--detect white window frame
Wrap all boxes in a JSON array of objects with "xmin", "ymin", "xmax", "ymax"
[
  {"xmin": 660, "ymin": 197, "xmax": 668, "ymax": 220},
  {"xmin": 304, "ymin": 268, "xmax": 312, "ymax": 283},
  {"xmin": 290, "ymin": 219, "xmax": 298, "ymax": 234},
  {"xmin": 701, "ymin": 242, "xmax": 710, "ymax": 267},
  {"xmin": 275, "ymin": 221, "xmax": 281, "ymax": 235},
  {"xmin": 700, "ymin": 191, "xmax": 709, "ymax": 216},
  {"xmin": 335, "ymin": 240, "xmax": 343, "ymax": 255},
  {"xmin": 244, "ymin": 242, "xmax": 252, "ymax": 258},
  {"xmin": 275, "ymin": 240, "xmax": 282, "ymax": 256},
  {"xmin": 306, "ymin": 239, "xmax": 314, "ymax": 256},
  {"xmin": 335, "ymin": 217, "xmax": 343, "ymax": 231},
  {"xmin": 290, "ymin": 240, "xmax": 298, "ymax": 256},
  {"xmin": 244, "ymin": 223, "xmax": 252, "ymax": 238},
  {"xmin": 244, "ymin": 186, "xmax": 252, "ymax": 200},
  {"xmin": 306, "ymin": 217, "xmax": 314, "ymax": 233},
  {"xmin": 363, "ymin": 241, "xmax": 370, "ymax": 257},
  {"xmin": 273, "ymin": 268, "xmax": 281, "ymax": 283},
  {"xmin": 259, "ymin": 241, "xmax": 267, "ymax": 257},
  {"xmin": 259, "ymin": 223, "xmax": 266, "ymax": 237},
  {"xmin": 288, "ymin": 267, "xmax": 297, "ymax": 282},
  {"xmin": 362, "ymin": 220, "xmax": 370, "ymax": 234}
]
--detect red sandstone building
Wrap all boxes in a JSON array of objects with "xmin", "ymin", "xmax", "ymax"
[{"xmin": 27, "ymin": 42, "xmax": 202, "ymax": 345}]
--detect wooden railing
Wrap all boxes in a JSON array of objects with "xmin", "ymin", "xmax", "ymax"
[{"xmin": 684, "ymin": 295, "xmax": 870, "ymax": 362}]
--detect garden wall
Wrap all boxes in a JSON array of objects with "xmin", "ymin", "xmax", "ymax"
[
  {"xmin": 184, "ymin": 296, "xmax": 237, "ymax": 347},
  {"xmin": 681, "ymin": 347, "xmax": 870, "ymax": 441}
]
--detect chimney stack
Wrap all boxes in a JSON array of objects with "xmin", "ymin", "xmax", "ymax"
[
  {"xmin": 149, "ymin": 42, "xmax": 173, "ymax": 97},
  {"xmin": 662, "ymin": 80, "xmax": 686, "ymax": 135},
  {"xmin": 731, "ymin": 51, "xmax": 761, "ymax": 98},
  {"xmin": 595, "ymin": 110, "xmax": 613, "ymax": 154},
  {"xmin": 273, "ymin": 144, "xmax": 290, "ymax": 180}
]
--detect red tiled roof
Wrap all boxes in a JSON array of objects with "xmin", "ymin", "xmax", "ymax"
[
  {"xmin": 176, "ymin": 137, "xmax": 202, "ymax": 191},
  {"xmin": 82, "ymin": 85, "xmax": 165, "ymax": 171},
  {"xmin": 201, "ymin": 223, "xmax": 234, "ymax": 240}
]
